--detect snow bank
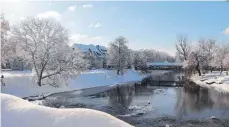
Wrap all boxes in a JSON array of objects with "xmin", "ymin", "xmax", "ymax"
[
  {"xmin": 1, "ymin": 70, "xmax": 35, "ymax": 77},
  {"xmin": 191, "ymin": 71, "xmax": 229, "ymax": 93},
  {"xmin": 68, "ymin": 69, "xmax": 143, "ymax": 88},
  {"xmin": 1, "ymin": 69, "xmax": 144, "ymax": 97},
  {"xmin": 1, "ymin": 74, "xmax": 71, "ymax": 97},
  {"xmin": 1, "ymin": 93, "xmax": 133, "ymax": 127}
]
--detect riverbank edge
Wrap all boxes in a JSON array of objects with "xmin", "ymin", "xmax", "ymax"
[{"xmin": 190, "ymin": 74, "xmax": 229, "ymax": 93}]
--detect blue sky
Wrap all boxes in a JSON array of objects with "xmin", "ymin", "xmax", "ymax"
[{"xmin": 1, "ymin": 1, "xmax": 229, "ymax": 55}]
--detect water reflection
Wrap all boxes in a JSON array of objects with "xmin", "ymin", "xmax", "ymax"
[
  {"xmin": 107, "ymin": 85, "xmax": 135, "ymax": 113},
  {"xmin": 99, "ymin": 83, "xmax": 229, "ymax": 118},
  {"xmin": 175, "ymin": 86, "xmax": 229, "ymax": 118}
]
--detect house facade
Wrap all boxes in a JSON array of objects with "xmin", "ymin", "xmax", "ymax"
[{"xmin": 72, "ymin": 44, "xmax": 108, "ymax": 69}]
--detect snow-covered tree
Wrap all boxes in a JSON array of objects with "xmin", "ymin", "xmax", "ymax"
[
  {"xmin": 132, "ymin": 50, "xmax": 147, "ymax": 69},
  {"xmin": 12, "ymin": 17, "xmax": 88, "ymax": 86},
  {"xmin": 108, "ymin": 36, "xmax": 129, "ymax": 75},
  {"xmin": 85, "ymin": 53, "xmax": 96, "ymax": 69},
  {"xmin": 224, "ymin": 54, "xmax": 229, "ymax": 72},
  {"xmin": 1, "ymin": 13, "xmax": 11, "ymax": 68},
  {"xmin": 184, "ymin": 39, "xmax": 212, "ymax": 76},
  {"xmin": 213, "ymin": 43, "xmax": 229, "ymax": 74},
  {"xmin": 198, "ymin": 39, "xmax": 216, "ymax": 71},
  {"xmin": 133, "ymin": 49, "xmax": 175, "ymax": 63},
  {"xmin": 1, "ymin": 14, "xmax": 29, "ymax": 70},
  {"xmin": 5, "ymin": 37, "xmax": 29, "ymax": 70},
  {"xmin": 184, "ymin": 50, "xmax": 201, "ymax": 76},
  {"xmin": 176, "ymin": 35, "xmax": 190, "ymax": 61},
  {"xmin": 126, "ymin": 49, "xmax": 134, "ymax": 69}
]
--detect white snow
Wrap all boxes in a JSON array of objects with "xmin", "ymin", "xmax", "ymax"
[
  {"xmin": 1, "ymin": 93, "xmax": 133, "ymax": 127},
  {"xmin": 1, "ymin": 69, "xmax": 144, "ymax": 97},
  {"xmin": 191, "ymin": 71, "xmax": 229, "ymax": 93}
]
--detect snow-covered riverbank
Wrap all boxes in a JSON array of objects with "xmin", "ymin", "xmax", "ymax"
[
  {"xmin": 191, "ymin": 71, "xmax": 229, "ymax": 93},
  {"xmin": 1, "ymin": 69, "xmax": 144, "ymax": 97},
  {"xmin": 1, "ymin": 93, "xmax": 132, "ymax": 127}
]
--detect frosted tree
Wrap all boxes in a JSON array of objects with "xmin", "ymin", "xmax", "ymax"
[
  {"xmin": 214, "ymin": 43, "xmax": 229, "ymax": 74},
  {"xmin": 84, "ymin": 52, "xmax": 96, "ymax": 69},
  {"xmin": 176, "ymin": 35, "xmax": 190, "ymax": 61},
  {"xmin": 184, "ymin": 39, "xmax": 211, "ymax": 76},
  {"xmin": 184, "ymin": 50, "xmax": 201, "ymax": 76},
  {"xmin": 108, "ymin": 36, "xmax": 129, "ymax": 75},
  {"xmin": 12, "ymin": 18, "xmax": 88, "ymax": 86},
  {"xmin": 131, "ymin": 49, "xmax": 175, "ymax": 64},
  {"xmin": 1, "ymin": 14, "xmax": 28, "ymax": 70},
  {"xmin": 224, "ymin": 54, "xmax": 229, "ymax": 70},
  {"xmin": 132, "ymin": 50, "xmax": 147, "ymax": 69},
  {"xmin": 1, "ymin": 13, "xmax": 10, "ymax": 68},
  {"xmin": 126, "ymin": 49, "xmax": 134, "ymax": 69},
  {"xmin": 4, "ymin": 36, "xmax": 28, "ymax": 70},
  {"xmin": 224, "ymin": 54, "xmax": 229, "ymax": 75},
  {"xmin": 198, "ymin": 39, "xmax": 216, "ymax": 72}
]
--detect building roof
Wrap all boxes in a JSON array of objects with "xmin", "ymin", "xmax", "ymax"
[{"xmin": 72, "ymin": 44, "xmax": 107, "ymax": 58}]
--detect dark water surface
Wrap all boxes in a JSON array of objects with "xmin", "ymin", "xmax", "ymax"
[{"xmin": 37, "ymin": 84, "xmax": 229, "ymax": 126}]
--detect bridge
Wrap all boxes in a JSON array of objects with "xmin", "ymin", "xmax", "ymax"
[
  {"xmin": 141, "ymin": 70, "xmax": 185, "ymax": 87},
  {"xmin": 147, "ymin": 61, "xmax": 183, "ymax": 70}
]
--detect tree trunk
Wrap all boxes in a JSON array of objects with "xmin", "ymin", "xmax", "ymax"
[
  {"xmin": 220, "ymin": 65, "xmax": 223, "ymax": 75},
  {"xmin": 37, "ymin": 79, "xmax": 42, "ymax": 86},
  {"xmin": 196, "ymin": 62, "xmax": 201, "ymax": 76},
  {"xmin": 117, "ymin": 69, "xmax": 120, "ymax": 75},
  {"xmin": 197, "ymin": 68, "xmax": 201, "ymax": 76},
  {"xmin": 37, "ymin": 73, "xmax": 43, "ymax": 87}
]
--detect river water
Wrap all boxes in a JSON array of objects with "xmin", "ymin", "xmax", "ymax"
[{"xmin": 34, "ymin": 83, "xmax": 229, "ymax": 126}]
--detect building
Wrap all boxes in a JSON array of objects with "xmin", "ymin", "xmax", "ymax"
[{"xmin": 72, "ymin": 44, "xmax": 108, "ymax": 68}]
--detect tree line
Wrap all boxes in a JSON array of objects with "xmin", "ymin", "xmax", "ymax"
[
  {"xmin": 108, "ymin": 36, "xmax": 175, "ymax": 75},
  {"xmin": 175, "ymin": 35, "xmax": 229, "ymax": 77}
]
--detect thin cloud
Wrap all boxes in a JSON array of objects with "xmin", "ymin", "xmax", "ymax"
[
  {"xmin": 66, "ymin": 4, "xmax": 92, "ymax": 11},
  {"xmin": 82, "ymin": 4, "xmax": 93, "ymax": 8},
  {"xmin": 67, "ymin": 5, "xmax": 77, "ymax": 11},
  {"xmin": 223, "ymin": 27, "xmax": 229, "ymax": 35},
  {"xmin": 89, "ymin": 22, "xmax": 101, "ymax": 28},
  {"xmin": 37, "ymin": 11, "xmax": 62, "ymax": 21}
]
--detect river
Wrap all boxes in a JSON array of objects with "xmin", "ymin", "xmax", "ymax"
[{"xmin": 32, "ymin": 81, "xmax": 229, "ymax": 127}]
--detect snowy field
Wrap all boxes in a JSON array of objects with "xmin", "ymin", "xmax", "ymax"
[
  {"xmin": 191, "ymin": 71, "xmax": 229, "ymax": 93},
  {"xmin": 1, "ymin": 69, "xmax": 144, "ymax": 97},
  {"xmin": 1, "ymin": 93, "xmax": 132, "ymax": 127}
]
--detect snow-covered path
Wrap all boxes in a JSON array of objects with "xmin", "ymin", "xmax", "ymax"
[
  {"xmin": 191, "ymin": 71, "xmax": 229, "ymax": 93},
  {"xmin": 1, "ymin": 93, "xmax": 133, "ymax": 127},
  {"xmin": 1, "ymin": 69, "xmax": 144, "ymax": 97}
]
